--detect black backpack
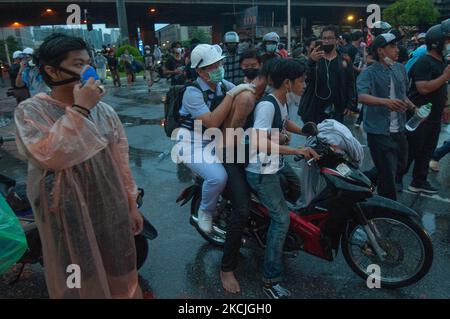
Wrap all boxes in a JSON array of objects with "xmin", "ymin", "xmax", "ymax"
[
  {"xmin": 163, "ymin": 82, "xmax": 207, "ymax": 137},
  {"xmin": 163, "ymin": 82, "xmax": 229, "ymax": 137}
]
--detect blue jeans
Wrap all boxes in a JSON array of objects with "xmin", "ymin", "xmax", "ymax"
[
  {"xmin": 246, "ymin": 169, "xmax": 291, "ymax": 284},
  {"xmin": 432, "ymin": 140, "xmax": 450, "ymax": 162}
]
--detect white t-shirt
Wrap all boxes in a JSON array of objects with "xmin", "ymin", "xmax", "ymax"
[
  {"xmin": 389, "ymin": 76, "xmax": 400, "ymax": 133},
  {"xmin": 246, "ymin": 94, "xmax": 289, "ymax": 174}
]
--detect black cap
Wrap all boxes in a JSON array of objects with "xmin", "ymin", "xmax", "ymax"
[
  {"xmin": 372, "ymin": 33, "xmax": 397, "ymax": 51},
  {"xmin": 389, "ymin": 29, "xmax": 404, "ymax": 40}
]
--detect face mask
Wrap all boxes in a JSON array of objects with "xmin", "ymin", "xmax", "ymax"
[
  {"xmin": 208, "ymin": 66, "xmax": 225, "ymax": 83},
  {"xmin": 322, "ymin": 44, "xmax": 335, "ymax": 53},
  {"xmin": 28, "ymin": 60, "xmax": 35, "ymax": 67},
  {"xmin": 146, "ymin": 50, "xmax": 151, "ymax": 54},
  {"xmin": 226, "ymin": 44, "xmax": 237, "ymax": 54},
  {"xmin": 286, "ymin": 83, "xmax": 302, "ymax": 107},
  {"xmin": 174, "ymin": 48, "xmax": 182, "ymax": 54},
  {"xmin": 384, "ymin": 56, "xmax": 395, "ymax": 66},
  {"xmin": 243, "ymin": 68, "xmax": 259, "ymax": 81},
  {"xmin": 266, "ymin": 44, "xmax": 277, "ymax": 54}
]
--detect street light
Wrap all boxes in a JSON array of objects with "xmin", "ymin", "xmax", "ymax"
[
  {"xmin": 150, "ymin": 8, "xmax": 157, "ymax": 14},
  {"xmin": 45, "ymin": 8, "xmax": 53, "ymax": 13},
  {"xmin": 347, "ymin": 15, "xmax": 355, "ymax": 22}
]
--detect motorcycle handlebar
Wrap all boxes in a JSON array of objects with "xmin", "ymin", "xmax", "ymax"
[{"xmin": 294, "ymin": 155, "xmax": 317, "ymax": 167}]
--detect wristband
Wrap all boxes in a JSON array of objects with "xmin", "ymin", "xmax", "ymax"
[{"xmin": 72, "ymin": 104, "xmax": 91, "ymax": 115}]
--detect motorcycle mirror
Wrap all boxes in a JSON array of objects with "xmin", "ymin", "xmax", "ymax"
[{"xmin": 302, "ymin": 122, "xmax": 318, "ymax": 137}]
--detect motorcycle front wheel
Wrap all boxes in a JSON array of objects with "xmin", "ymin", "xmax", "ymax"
[{"xmin": 341, "ymin": 211, "xmax": 433, "ymax": 289}]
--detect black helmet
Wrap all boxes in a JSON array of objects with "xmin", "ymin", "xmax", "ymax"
[
  {"xmin": 442, "ymin": 18, "xmax": 450, "ymax": 37},
  {"xmin": 371, "ymin": 21, "xmax": 392, "ymax": 37},
  {"xmin": 425, "ymin": 24, "xmax": 446, "ymax": 51}
]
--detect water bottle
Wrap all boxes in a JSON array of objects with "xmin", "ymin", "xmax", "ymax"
[{"xmin": 405, "ymin": 103, "xmax": 432, "ymax": 132}]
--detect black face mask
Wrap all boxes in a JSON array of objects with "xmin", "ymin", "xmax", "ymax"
[
  {"xmin": 243, "ymin": 68, "xmax": 259, "ymax": 81},
  {"xmin": 43, "ymin": 66, "xmax": 81, "ymax": 86},
  {"xmin": 322, "ymin": 44, "xmax": 335, "ymax": 53},
  {"xmin": 226, "ymin": 44, "xmax": 237, "ymax": 54}
]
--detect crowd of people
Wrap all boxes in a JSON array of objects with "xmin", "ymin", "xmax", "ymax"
[{"xmin": 1, "ymin": 17, "xmax": 449, "ymax": 299}]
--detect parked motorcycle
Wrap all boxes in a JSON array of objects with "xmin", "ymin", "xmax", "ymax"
[
  {"xmin": 176, "ymin": 124, "xmax": 433, "ymax": 288},
  {"xmin": 0, "ymin": 136, "xmax": 157, "ymax": 284}
]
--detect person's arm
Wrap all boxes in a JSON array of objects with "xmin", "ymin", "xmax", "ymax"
[
  {"xmin": 415, "ymin": 65, "xmax": 450, "ymax": 95},
  {"xmin": 285, "ymin": 120, "xmax": 303, "ymax": 135},
  {"xmin": 227, "ymin": 91, "xmax": 255, "ymax": 128},
  {"xmin": 15, "ymin": 62, "xmax": 26, "ymax": 88},
  {"xmin": 357, "ymin": 68, "xmax": 407, "ymax": 112}
]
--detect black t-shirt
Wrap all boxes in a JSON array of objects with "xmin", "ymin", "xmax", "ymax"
[
  {"xmin": 165, "ymin": 55, "xmax": 183, "ymax": 72},
  {"xmin": 345, "ymin": 44, "xmax": 358, "ymax": 63},
  {"xmin": 408, "ymin": 54, "xmax": 448, "ymax": 123},
  {"xmin": 398, "ymin": 45, "xmax": 409, "ymax": 64},
  {"xmin": 316, "ymin": 57, "xmax": 342, "ymax": 108},
  {"xmin": 106, "ymin": 56, "xmax": 118, "ymax": 70}
]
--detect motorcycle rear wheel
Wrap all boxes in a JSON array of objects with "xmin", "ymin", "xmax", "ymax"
[{"xmin": 341, "ymin": 211, "xmax": 433, "ymax": 289}]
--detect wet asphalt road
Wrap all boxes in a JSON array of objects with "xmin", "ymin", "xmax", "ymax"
[{"xmin": 0, "ymin": 78, "xmax": 449, "ymax": 299}]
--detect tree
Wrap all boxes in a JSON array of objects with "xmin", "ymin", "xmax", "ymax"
[
  {"xmin": 0, "ymin": 36, "xmax": 20, "ymax": 62},
  {"xmin": 190, "ymin": 28, "xmax": 211, "ymax": 44},
  {"xmin": 383, "ymin": 0, "xmax": 439, "ymax": 28}
]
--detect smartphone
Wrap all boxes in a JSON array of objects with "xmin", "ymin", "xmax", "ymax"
[
  {"xmin": 80, "ymin": 65, "xmax": 99, "ymax": 85},
  {"xmin": 315, "ymin": 40, "xmax": 323, "ymax": 50}
]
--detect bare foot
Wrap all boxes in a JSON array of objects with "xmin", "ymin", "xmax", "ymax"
[{"xmin": 220, "ymin": 271, "xmax": 241, "ymax": 294}]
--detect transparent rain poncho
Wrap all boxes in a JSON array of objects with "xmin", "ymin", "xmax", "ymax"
[{"xmin": 14, "ymin": 93, "xmax": 140, "ymax": 298}]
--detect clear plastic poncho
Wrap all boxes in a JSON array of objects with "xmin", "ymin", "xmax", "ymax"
[{"xmin": 14, "ymin": 93, "xmax": 140, "ymax": 298}]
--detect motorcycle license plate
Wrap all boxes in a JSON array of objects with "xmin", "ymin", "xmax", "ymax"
[{"xmin": 336, "ymin": 163, "xmax": 352, "ymax": 177}]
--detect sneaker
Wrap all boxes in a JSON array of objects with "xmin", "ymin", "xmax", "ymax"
[
  {"xmin": 429, "ymin": 160, "xmax": 440, "ymax": 172},
  {"xmin": 197, "ymin": 209, "xmax": 213, "ymax": 233},
  {"xmin": 263, "ymin": 283, "xmax": 291, "ymax": 299},
  {"xmin": 408, "ymin": 180, "xmax": 438, "ymax": 194}
]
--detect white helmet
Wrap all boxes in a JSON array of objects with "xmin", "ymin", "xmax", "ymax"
[
  {"xmin": 12, "ymin": 50, "xmax": 22, "ymax": 59},
  {"xmin": 417, "ymin": 33, "xmax": 426, "ymax": 40},
  {"xmin": 263, "ymin": 32, "xmax": 280, "ymax": 43},
  {"xmin": 190, "ymin": 44, "xmax": 225, "ymax": 69},
  {"xmin": 224, "ymin": 31, "xmax": 239, "ymax": 43},
  {"xmin": 23, "ymin": 47, "xmax": 34, "ymax": 55}
]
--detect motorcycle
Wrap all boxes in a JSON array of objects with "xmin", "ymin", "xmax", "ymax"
[
  {"xmin": 0, "ymin": 136, "xmax": 158, "ymax": 285},
  {"xmin": 176, "ymin": 124, "xmax": 433, "ymax": 289}
]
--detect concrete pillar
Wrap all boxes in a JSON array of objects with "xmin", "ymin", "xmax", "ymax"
[
  {"xmin": 127, "ymin": 19, "xmax": 139, "ymax": 47},
  {"xmin": 211, "ymin": 21, "xmax": 222, "ymax": 44},
  {"xmin": 140, "ymin": 21, "xmax": 156, "ymax": 46},
  {"xmin": 115, "ymin": 0, "xmax": 129, "ymax": 45}
]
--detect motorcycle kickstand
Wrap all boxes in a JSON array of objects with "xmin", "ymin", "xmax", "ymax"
[{"xmin": 8, "ymin": 263, "xmax": 26, "ymax": 286}]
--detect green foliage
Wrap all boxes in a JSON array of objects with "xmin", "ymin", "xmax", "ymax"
[
  {"xmin": 0, "ymin": 36, "xmax": 21, "ymax": 62},
  {"xmin": 115, "ymin": 44, "xmax": 143, "ymax": 62},
  {"xmin": 384, "ymin": 0, "xmax": 440, "ymax": 27},
  {"xmin": 190, "ymin": 29, "xmax": 211, "ymax": 44}
]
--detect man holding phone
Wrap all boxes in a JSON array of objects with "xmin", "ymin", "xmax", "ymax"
[{"xmin": 298, "ymin": 25, "xmax": 356, "ymax": 124}]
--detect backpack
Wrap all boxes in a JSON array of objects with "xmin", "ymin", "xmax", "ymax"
[
  {"xmin": 242, "ymin": 95, "xmax": 284, "ymax": 167},
  {"xmin": 163, "ymin": 82, "xmax": 207, "ymax": 137}
]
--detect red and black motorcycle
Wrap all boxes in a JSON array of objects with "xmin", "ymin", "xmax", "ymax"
[{"xmin": 177, "ymin": 126, "xmax": 433, "ymax": 289}]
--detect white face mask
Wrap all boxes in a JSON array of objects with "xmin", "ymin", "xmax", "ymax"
[
  {"xmin": 286, "ymin": 84, "xmax": 302, "ymax": 107},
  {"xmin": 384, "ymin": 56, "xmax": 395, "ymax": 67}
]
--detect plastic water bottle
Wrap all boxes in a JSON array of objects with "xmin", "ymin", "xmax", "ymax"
[{"xmin": 405, "ymin": 103, "xmax": 432, "ymax": 132}]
